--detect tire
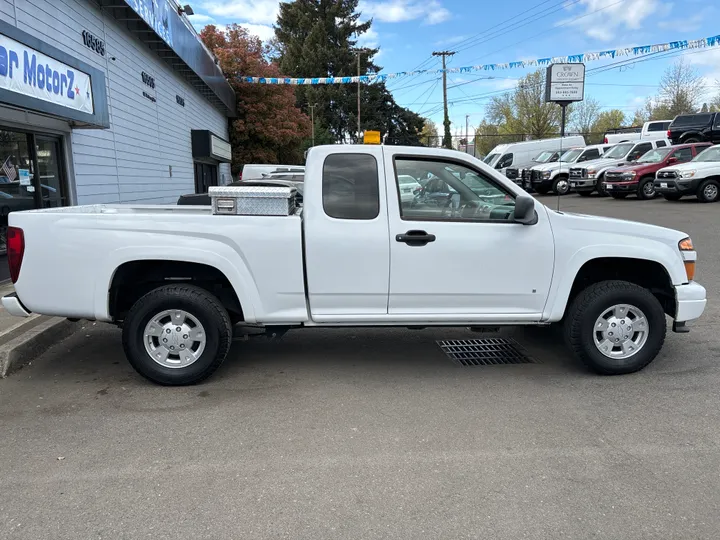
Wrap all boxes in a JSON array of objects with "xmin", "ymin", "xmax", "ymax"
[
  {"xmin": 535, "ymin": 186, "xmax": 550, "ymax": 195},
  {"xmin": 610, "ymin": 192, "xmax": 628, "ymax": 199},
  {"xmin": 697, "ymin": 179, "xmax": 720, "ymax": 203},
  {"xmin": 122, "ymin": 284, "xmax": 232, "ymax": 386},
  {"xmin": 663, "ymin": 193, "xmax": 682, "ymax": 201},
  {"xmin": 577, "ymin": 190, "xmax": 592, "ymax": 197},
  {"xmin": 637, "ymin": 177, "xmax": 656, "ymax": 200},
  {"xmin": 683, "ymin": 137, "xmax": 700, "ymax": 144},
  {"xmin": 596, "ymin": 176, "xmax": 609, "ymax": 197},
  {"xmin": 552, "ymin": 176, "xmax": 570, "ymax": 196},
  {"xmin": 564, "ymin": 280, "xmax": 666, "ymax": 375}
]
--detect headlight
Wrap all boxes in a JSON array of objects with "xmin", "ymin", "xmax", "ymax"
[
  {"xmin": 587, "ymin": 169, "xmax": 597, "ymax": 178},
  {"xmin": 623, "ymin": 171, "xmax": 637, "ymax": 179},
  {"xmin": 679, "ymin": 170, "xmax": 696, "ymax": 178},
  {"xmin": 679, "ymin": 237, "xmax": 695, "ymax": 281},
  {"xmin": 542, "ymin": 171, "xmax": 552, "ymax": 178}
]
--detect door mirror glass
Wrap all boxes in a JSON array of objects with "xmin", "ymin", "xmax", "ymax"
[{"xmin": 513, "ymin": 194, "xmax": 537, "ymax": 225}]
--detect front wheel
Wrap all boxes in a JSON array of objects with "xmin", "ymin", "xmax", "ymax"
[
  {"xmin": 564, "ymin": 280, "xmax": 666, "ymax": 375},
  {"xmin": 552, "ymin": 176, "xmax": 570, "ymax": 195},
  {"xmin": 637, "ymin": 177, "xmax": 657, "ymax": 200},
  {"xmin": 122, "ymin": 284, "xmax": 233, "ymax": 385},
  {"xmin": 697, "ymin": 179, "xmax": 720, "ymax": 203}
]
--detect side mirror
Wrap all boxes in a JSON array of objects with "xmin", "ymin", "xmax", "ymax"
[
  {"xmin": 513, "ymin": 194, "xmax": 538, "ymax": 225},
  {"xmin": 667, "ymin": 157, "xmax": 678, "ymax": 164}
]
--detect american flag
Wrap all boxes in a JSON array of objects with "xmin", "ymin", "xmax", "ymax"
[{"xmin": 1, "ymin": 157, "xmax": 16, "ymax": 182}]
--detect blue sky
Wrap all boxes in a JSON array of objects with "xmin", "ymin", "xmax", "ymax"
[{"xmin": 188, "ymin": 0, "xmax": 720, "ymax": 132}]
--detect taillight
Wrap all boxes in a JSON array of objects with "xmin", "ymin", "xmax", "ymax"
[
  {"xmin": 603, "ymin": 136, "xmax": 608, "ymax": 144},
  {"xmin": 667, "ymin": 129, "xmax": 671, "ymax": 138},
  {"xmin": 7, "ymin": 226, "xmax": 24, "ymax": 283}
]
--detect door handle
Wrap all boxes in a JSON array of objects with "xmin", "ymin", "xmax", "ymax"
[{"xmin": 396, "ymin": 230, "xmax": 436, "ymax": 246}]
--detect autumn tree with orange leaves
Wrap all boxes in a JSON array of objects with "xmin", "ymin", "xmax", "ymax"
[{"xmin": 200, "ymin": 25, "xmax": 310, "ymax": 174}]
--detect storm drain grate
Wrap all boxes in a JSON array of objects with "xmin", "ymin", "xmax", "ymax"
[{"xmin": 436, "ymin": 338, "xmax": 539, "ymax": 366}]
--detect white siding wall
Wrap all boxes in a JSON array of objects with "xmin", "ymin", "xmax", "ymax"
[{"xmin": 8, "ymin": 0, "xmax": 231, "ymax": 204}]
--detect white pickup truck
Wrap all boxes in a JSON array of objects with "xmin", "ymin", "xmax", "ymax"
[
  {"xmin": 604, "ymin": 120, "xmax": 673, "ymax": 145},
  {"xmin": 1, "ymin": 145, "xmax": 707, "ymax": 385}
]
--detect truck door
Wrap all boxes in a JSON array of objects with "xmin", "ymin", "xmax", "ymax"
[
  {"xmin": 304, "ymin": 147, "xmax": 390, "ymax": 321},
  {"xmin": 383, "ymin": 149, "xmax": 555, "ymax": 320}
]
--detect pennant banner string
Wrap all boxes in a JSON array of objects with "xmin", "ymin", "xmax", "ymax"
[{"xmin": 238, "ymin": 35, "xmax": 716, "ymax": 85}]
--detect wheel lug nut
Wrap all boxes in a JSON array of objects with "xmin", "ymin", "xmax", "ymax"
[
  {"xmin": 611, "ymin": 323, "xmax": 616, "ymax": 327},
  {"xmin": 183, "ymin": 334, "xmax": 188, "ymax": 339},
  {"xmin": 180, "ymin": 344, "xmax": 185, "ymax": 349},
  {"xmin": 166, "ymin": 329, "xmax": 171, "ymax": 334},
  {"xmin": 176, "ymin": 327, "xmax": 182, "ymax": 332},
  {"xmin": 170, "ymin": 346, "xmax": 175, "ymax": 350},
  {"xmin": 163, "ymin": 338, "xmax": 167, "ymax": 343}
]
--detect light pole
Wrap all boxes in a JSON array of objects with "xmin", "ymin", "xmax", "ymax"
[
  {"xmin": 465, "ymin": 114, "xmax": 469, "ymax": 154},
  {"xmin": 309, "ymin": 103, "xmax": 318, "ymax": 147}
]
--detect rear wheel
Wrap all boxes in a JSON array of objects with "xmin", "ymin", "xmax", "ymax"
[
  {"xmin": 610, "ymin": 192, "xmax": 628, "ymax": 199},
  {"xmin": 552, "ymin": 176, "xmax": 570, "ymax": 195},
  {"xmin": 697, "ymin": 179, "xmax": 720, "ymax": 203},
  {"xmin": 597, "ymin": 177, "xmax": 609, "ymax": 196},
  {"xmin": 565, "ymin": 280, "xmax": 666, "ymax": 375},
  {"xmin": 637, "ymin": 177, "xmax": 656, "ymax": 200},
  {"xmin": 683, "ymin": 137, "xmax": 700, "ymax": 144},
  {"xmin": 122, "ymin": 284, "xmax": 232, "ymax": 385},
  {"xmin": 663, "ymin": 193, "xmax": 682, "ymax": 201}
]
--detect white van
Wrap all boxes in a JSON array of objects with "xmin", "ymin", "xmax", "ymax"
[
  {"xmin": 241, "ymin": 164, "xmax": 305, "ymax": 181},
  {"xmin": 483, "ymin": 136, "xmax": 586, "ymax": 175}
]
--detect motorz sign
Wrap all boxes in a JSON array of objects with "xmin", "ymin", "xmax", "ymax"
[
  {"xmin": 545, "ymin": 63, "xmax": 585, "ymax": 103},
  {"xmin": 0, "ymin": 33, "xmax": 94, "ymax": 114}
]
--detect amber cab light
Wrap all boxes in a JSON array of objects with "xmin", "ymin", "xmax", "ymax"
[
  {"xmin": 679, "ymin": 237, "xmax": 694, "ymax": 251},
  {"xmin": 7, "ymin": 226, "xmax": 24, "ymax": 283}
]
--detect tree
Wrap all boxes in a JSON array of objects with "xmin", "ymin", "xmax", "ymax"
[
  {"xmin": 199, "ymin": 25, "xmax": 310, "ymax": 173},
  {"xmin": 487, "ymin": 70, "xmax": 565, "ymax": 138},
  {"xmin": 274, "ymin": 0, "xmax": 421, "ymax": 144},
  {"xmin": 590, "ymin": 109, "xmax": 626, "ymax": 141},
  {"xmin": 419, "ymin": 118, "xmax": 439, "ymax": 146},
  {"xmin": 474, "ymin": 121, "xmax": 521, "ymax": 157},
  {"xmin": 645, "ymin": 59, "xmax": 705, "ymax": 119},
  {"xmin": 571, "ymin": 97, "xmax": 601, "ymax": 135},
  {"xmin": 631, "ymin": 108, "xmax": 648, "ymax": 127}
]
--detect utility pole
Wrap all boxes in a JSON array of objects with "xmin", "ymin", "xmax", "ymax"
[
  {"xmin": 355, "ymin": 49, "xmax": 363, "ymax": 140},
  {"xmin": 433, "ymin": 50, "xmax": 455, "ymax": 149},
  {"xmin": 465, "ymin": 114, "xmax": 470, "ymax": 154},
  {"xmin": 309, "ymin": 103, "xmax": 318, "ymax": 147}
]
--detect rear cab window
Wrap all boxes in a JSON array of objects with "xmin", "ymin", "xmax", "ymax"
[
  {"xmin": 647, "ymin": 121, "xmax": 671, "ymax": 132},
  {"xmin": 672, "ymin": 114, "xmax": 713, "ymax": 127},
  {"xmin": 322, "ymin": 154, "xmax": 379, "ymax": 220}
]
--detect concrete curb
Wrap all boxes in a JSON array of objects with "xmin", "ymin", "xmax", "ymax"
[{"xmin": 0, "ymin": 317, "xmax": 81, "ymax": 378}]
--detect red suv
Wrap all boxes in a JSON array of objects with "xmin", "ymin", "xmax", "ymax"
[{"xmin": 603, "ymin": 142, "xmax": 712, "ymax": 199}]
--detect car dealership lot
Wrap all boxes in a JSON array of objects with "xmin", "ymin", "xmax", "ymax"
[{"xmin": 1, "ymin": 195, "xmax": 719, "ymax": 540}]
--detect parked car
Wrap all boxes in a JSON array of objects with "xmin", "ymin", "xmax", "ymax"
[
  {"xmin": 570, "ymin": 139, "xmax": 670, "ymax": 196},
  {"xmin": 240, "ymin": 164, "xmax": 304, "ymax": 181},
  {"xmin": 529, "ymin": 144, "xmax": 612, "ymax": 195},
  {"xmin": 667, "ymin": 113, "xmax": 720, "ymax": 145},
  {"xmin": 505, "ymin": 149, "xmax": 561, "ymax": 185},
  {"xmin": 2, "ymin": 145, "xmax": 706, "ymax": 385},
  {"xmin": 397, "ymin": 174, "xmax": 422, "ymax": 203},
  {"xmin": 604, "ymin": 120, "xmax": 672, "ymax": 145},
  {"xmin": 482, "ymin": 135, "xmax": 585, "ymax": 176},
  {"xmin": 603, "ymin": 143, "xmax": 712, "ymax": 200},
  {"xmin": 654, "ymin": 144, "xmax": 720, "ymax": 202}
]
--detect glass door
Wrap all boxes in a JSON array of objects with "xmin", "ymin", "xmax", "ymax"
[
  {"xmin": 194, "ymin": 162, "xmax": 218, "ymax": 193},
  {"xmin": 35, "ymin": 136, "xmax": 67, "ymax": 208}
]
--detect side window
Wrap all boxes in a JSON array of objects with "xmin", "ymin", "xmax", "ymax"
[
  {"xmin": 656, "ymin": 140, "xmax": 667, "ymax": 148},
  {"xmin": 322, "ymin": 153, "xmax": 379, "ymax": 220},
  {"xmin": 647, "ymin": 122, "xmax": 666, "ymax": 132},
  {"xmin": 628, "ymin": 143, "xmax": 652, "ymax": 161},
  {"xmin": 672, "ymin": 148, "xmax": 693, "ymax": 162},
  {"xmin": 496, "ymin": 153, "xmax": 513, "ymax": 169},
  {"xmin": 395, "ymin": 158, "xmax": 515, "ymax": 222},
  {"xmin": 580, "ymin": 149, "xmax": 599, "ymax": 161},
  {"xmin": 713, "ymin": 114, "xmax": 720, "ymax": 128}
]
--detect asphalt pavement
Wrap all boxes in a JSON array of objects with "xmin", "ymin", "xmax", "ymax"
[{"xmin": 1, "ymin": 194, "xmax": 719, "ymax": 539}]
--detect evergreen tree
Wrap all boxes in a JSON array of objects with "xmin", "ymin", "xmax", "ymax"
[{"xmin": 275, "ymin": 0, "xmax": 422, "ymax": 143}]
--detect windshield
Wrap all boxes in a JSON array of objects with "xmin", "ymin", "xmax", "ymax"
[
  {"xmin": 693, "ymin": 146, "xmax": 720, "ymax": 162},
  {"xmin": 637, "ymin": 148, "xmax": 672, "ymax": 163},
  {"xmin": 483, "ymin": 153, "xmax": 499, "ymax": 165},
  {"xmin": 560, "ymin": 149, "xmax": 582, "ymax": 162},
  {"xmin": 533, "ymin": 151, "xmax": 556, "ymax": 163},
  {"xmin": 603, "ymin": 143, "xmax": 634, "ymax": 159}
]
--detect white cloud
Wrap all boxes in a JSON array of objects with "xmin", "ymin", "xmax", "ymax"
[
  {"xmin": 359, "ymin": 0, "xmax": 450, "ymax": 25},
  {"xmin": 201, "ymin": 0, "xmax": 280, "ymax": 25},
  {"xmin": 559, "ymin": 0, "xmax": 666, "ymax": 42},
  {"xmin": 240, "ymin": 23, "xmax": 275, "ymax": 42},
  {"xmin": 187, "ymin": 13, "xmax": 216, "ymax": 26},
  {"xmin": 357, "ymin": 27, "xmax": 380, "ymax": 48}
]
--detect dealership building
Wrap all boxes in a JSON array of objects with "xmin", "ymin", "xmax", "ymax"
[{"xmin": 0, "ymin": 0, "xmax": 235, "ymax": 216}]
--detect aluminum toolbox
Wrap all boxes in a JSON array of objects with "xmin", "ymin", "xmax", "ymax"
[{"xmin": 209, "ymin": 186, "xmax": 297, "ymax": 216}]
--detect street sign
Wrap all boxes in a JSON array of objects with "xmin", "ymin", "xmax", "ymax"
[
  {"xmin": 364, "ymin": 130, "xmax": 381, "ymax": 144},
  {"xmin": 545, "ymin": 63, "xmax": 585, "ymax": 103}
]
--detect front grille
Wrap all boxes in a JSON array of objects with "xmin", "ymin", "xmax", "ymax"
[
  {"xmin": 522, "ymin": 169, "xmax": 531, "ymax": 181},
  {"xmin": 569, "ymin": 168, "xmax": 585, "ymax": 178},
  {"xmin": 657, "ymin": 170, "xmax": 678, "ymax": 179},
  {"xmin": 531, "ymin": 170, "xmax": 542, "ymax": 182},
  {"xmin": 604, "ymin": 171, "xmax": 624, "ymax": 181},
  {"xmin": 505, "ymin": 168, "xmax": 519, "ymax": 180}
]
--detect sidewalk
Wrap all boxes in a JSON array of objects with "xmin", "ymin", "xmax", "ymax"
[{"xmin": 0, "ymin": 282, "xmax": 80, "ymax": 377}]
